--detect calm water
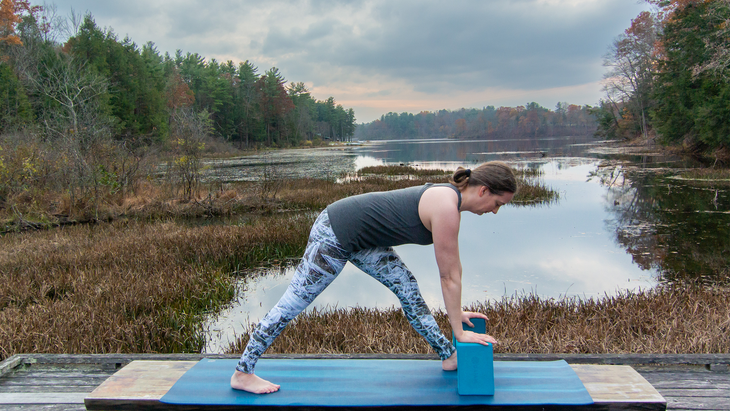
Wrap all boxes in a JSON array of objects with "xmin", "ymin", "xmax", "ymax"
[{"xmin": 203, "ymin": 137, "xmax": 730, "ymax": 352}]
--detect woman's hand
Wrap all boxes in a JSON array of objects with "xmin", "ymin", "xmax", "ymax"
[
  {"xmin": 457, "ymin": 311, "xmax": 497, "ymax": 345},
  {"xmin": 461, "ymin": 311, "xmax": 488, "ymax": 328},
  {"xmin": 455, "ymin": 330, "xmax": 498, "ymax": 345}
]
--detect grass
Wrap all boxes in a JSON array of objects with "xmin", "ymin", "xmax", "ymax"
[
  {"xmin": 358, "ymin": 165, "xmax": 544, "ymax": 178},
  {"xmin": 677, "ymin": 168, "xmax": 730, "ymax": 182},
  {"xmin": 0, "ymin": 214, "xmax": 314, "ymax": 361},
  {"xmin": 226, "ymin": 285, "xmax": 730, "ymax": 355},
  {"xmin": 358, "ymin": 165, "xmax": 452, "ymax": 176},
  {"xmin": 1, "ymin": 166, "xmax": 556, "ymax": 231}
]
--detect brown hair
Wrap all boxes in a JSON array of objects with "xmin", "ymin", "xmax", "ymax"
[{"xmin": 450, "ymin": 161, "xmax": 518, "ymax": 194}]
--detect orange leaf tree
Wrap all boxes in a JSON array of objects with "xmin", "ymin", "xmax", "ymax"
[
  {"xmin": 0, "ymin": 0, "xmax": 23, "ymax": 46},
  {"xmin": 0, "ymin": 0, "xmax": 40, "ymax": 47}
]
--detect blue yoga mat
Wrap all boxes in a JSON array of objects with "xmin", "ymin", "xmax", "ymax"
[{"xmin": 160, "ymin": 359, "xmax": 593, "ymax": 407}]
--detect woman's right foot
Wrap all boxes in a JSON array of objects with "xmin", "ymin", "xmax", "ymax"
[
  {"xmin": 442, "ymin": 351, "xmax": 457, "ymax": 371},
  {"xmin": 231, "ymin": 371, "xmax": 281, "ymax": 394}
]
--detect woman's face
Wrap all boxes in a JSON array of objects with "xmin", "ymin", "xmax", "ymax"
[{"xmin": 473, "ymin": 188, "xmax": 514, "ymax": 216}]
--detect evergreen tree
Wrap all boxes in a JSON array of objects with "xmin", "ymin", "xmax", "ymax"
[
  {"xmin": 651, "ymin": 1, "xmax": 730, "ymax": 152},
  {"xmin": 0, "ymin": 62, "xmax": 32, "ymax": 129}
]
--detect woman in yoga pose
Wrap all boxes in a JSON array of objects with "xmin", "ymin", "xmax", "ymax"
[{"xmin": 231, "ymin": 161, "xmax": 517, "ymax": 394}]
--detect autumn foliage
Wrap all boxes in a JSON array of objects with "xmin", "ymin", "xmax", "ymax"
[
  {"xmin": 595, "ymin": 0, "xmax": 730, "ymax": 158},
  {"xmin": 0, "ymin": 0, "xmax": 39, "ymax": 47},
  {"xmin": 0, "ymin": 0, "xmax": 23, "ymax": 46}
]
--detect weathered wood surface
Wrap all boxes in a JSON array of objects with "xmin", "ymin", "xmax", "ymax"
[
  {"xmin": 0, "ymin": 353, "xmax": 728, "ymax": 410},
  {"xmin": 85, "ymin": 360, "xmax": 197, "ymax": 409},
  {"xmin": 571, "ymin": 364, "xmax": 665, "ymax": 404},
  {"xmin": 83, "ymin": 360, "xmax": 667, "ymax": 411}
]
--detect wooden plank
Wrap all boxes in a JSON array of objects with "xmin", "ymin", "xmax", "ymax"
[
  {"xmin": 571, "ymin": 364, "xmax": 666, "ymax": 407},
  {"xmin": 12, "ymin": 370, "xmax": 114, "ymax": 378},
  {"xmin": 0, "ymin": 393, "xmax": 87, "ymax": 404},
  {"xmin": 0, "ymin": 385, "xmax": 98, "ymax": 393},
  {"xmin": 0, "ymin": 355, "xmax": 24, "ymax": 377},
  {"xmin": 15, "ymin": 352, "xmax": 730, "ymax": 366},
  {"xmin": 0, "ymin": 405, "xmax": 86, "ymax": 410},
  {"xmin": 652, "ymin": 381, "xmax": 730, "ymax": 390},
  {"xmin": 658, "ymin": 389, "xmax": 730, "ymax": 398},
  {"xmin": 638, "ymin": 374, "xmax": 730, "ymax": 390},
  {"xmin": 664, "ymin": 396, "xmax": 730, "ymax": 410},
  {"xmin": 85, "ymin": 360, "xmax": 197, "ymax": 410},
  {"xmin": 1, "ymin": 376, "xmax": 110, "ymax": 386}
]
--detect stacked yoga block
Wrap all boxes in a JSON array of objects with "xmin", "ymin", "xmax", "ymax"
[{"xmin": 453, "ymin": 318, "xmax": 495, "ymax": 395}]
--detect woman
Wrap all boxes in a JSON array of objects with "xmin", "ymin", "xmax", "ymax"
[{"xmin": 231, "ymin": 161, "xmax": 517, "ymax": 394}]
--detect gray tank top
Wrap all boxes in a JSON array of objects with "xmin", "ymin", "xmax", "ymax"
[{"xmin": 326, "ymin": 183, "xmax": 461, "ymax": 252}]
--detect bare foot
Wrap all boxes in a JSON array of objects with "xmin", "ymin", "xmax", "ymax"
[
  {"xmin": 231, "ymin": 370, "xmax": 280, "ymax": 394},
  {"xmin": 442, "ymin": 350, "xmax": 457, "ymax": 371}
]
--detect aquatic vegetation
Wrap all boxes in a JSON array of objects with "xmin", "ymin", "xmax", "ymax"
[
  {"xmin": 676, "ymin": 168, "xmax": 730, "ymax": 183},
  {"xmin": 358, "ymin": 165, "xmax": 451, "ymax": 176}
]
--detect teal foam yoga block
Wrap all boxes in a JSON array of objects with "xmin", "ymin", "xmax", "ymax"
[{"xmin": 453, "ymin": 318, "xmax": 494, "ymax": 395}]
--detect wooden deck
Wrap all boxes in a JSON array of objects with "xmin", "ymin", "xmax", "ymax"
[{"xmin": 0, "ymin": 353, "xmax": 728, "ymax": 410}]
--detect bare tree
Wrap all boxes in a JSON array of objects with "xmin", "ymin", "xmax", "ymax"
[
  {"xmin": 38, "ymin": 2, "xmax": 67, "ymax": 44},
  {"xmin": 14, "ymin": 41, "xmax": 117, "ymax": 217},
  {"xmin": 602, "ymin": 11, "xmax": 659, "ymax": 140},
  {"xmin": 169, "ymin": 108, "xmax": 213, "ymax": 200},
  {"xmin": 23, "ymin": 56, "xmax": 108, "ymax": 137}
]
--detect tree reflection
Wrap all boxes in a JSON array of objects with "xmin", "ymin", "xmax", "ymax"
[{"xmin": 594, "ymin": 165, "xmax": 730, "ymax": 285}]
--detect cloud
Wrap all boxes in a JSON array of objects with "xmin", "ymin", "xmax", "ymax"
[{"xmin": 48, "ymin": 0, "xmax": 647, "ymax": 121}]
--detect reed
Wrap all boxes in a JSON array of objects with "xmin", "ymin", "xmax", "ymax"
[
  {"xmin": 358, "ymin": 165, "xmax": 451, "ymax": 176},
  {"xmin": 0, "ymin": 214, "xmax": 314, "ymax": 361},
  {"xmin": 1, "ymin": 164, "xmax": 557, "ymax": 231},
  {"xmin": 358, "ymin": 165, "xmax": 544, "ymax": 178},
  {"xmin": 226, "ymin": 285, "xmax": 730, "ymax": 355},
  {"xmin": 678, "ymin": 168, "xmax": 730, "ymax": 182}
]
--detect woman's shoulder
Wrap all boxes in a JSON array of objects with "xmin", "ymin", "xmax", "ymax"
[
  {"xmin": 420, "ymin": 185, "xmax": 460, "ymax": 212},
  {"xmin": 422, "ymin": 183, "xmax": 461, "ymax": 209}
]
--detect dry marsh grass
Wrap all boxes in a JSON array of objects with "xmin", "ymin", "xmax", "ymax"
[
  {"xmin": 358, "ymin": 165, "xmax": 544, "ymax": 179},
  {"xmin": 0, "ymin": 214, "xmax": 314, "ymax": 361},
  {"xmin": 1, "ymin": 165, "xmax": 557, "ymax": 231},
  {"xmin": 678, "ymin": 168, "xmax": 730, "ymax": 182},
  {"xmin": 358, "ymin": 165, "xmax": 451, "ymax": 176},
  {"xmin": 227, "ymin": 285, "xmax": 730, "ymax": 355}
]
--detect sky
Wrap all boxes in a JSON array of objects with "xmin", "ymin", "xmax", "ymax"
[{"xmin": 47, "ymin": 0, "xmax": 649, "ymax": 123}]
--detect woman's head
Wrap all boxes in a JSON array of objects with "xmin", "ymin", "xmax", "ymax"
[{"xmin": 450, "ymin": 161, "xmax": 518, "ymax": 195}]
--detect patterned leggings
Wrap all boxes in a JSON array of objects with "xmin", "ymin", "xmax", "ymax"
[{"xmin": 236, "ymin": 209, "xmax": 456, "ymax": 373}]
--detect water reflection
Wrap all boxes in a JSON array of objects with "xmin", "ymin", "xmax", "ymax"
[{"xmin": 598, "ymin": 166, "xmax": 730, "ymax": 285}]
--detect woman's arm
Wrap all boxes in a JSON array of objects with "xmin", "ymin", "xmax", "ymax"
[{"xmin": 420, "ymin": 187, "xmax": 497, "ymax": 345}]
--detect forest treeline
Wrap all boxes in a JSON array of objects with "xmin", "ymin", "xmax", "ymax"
[
  {"xmin": 0, "ymin": 5, "xmax": 356, "ymax": 147},
  {"xmin": 354, "ymin": 103, "xmax": 597, "ymax": 141},
  {"xmin": 595, "ymin": 0, "xmax": 730, "ymax": 162}
]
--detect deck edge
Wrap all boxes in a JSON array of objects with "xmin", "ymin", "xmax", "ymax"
[
  {"xmin": 0, "ymin": 354, "xmax": 24, "ymax": 377},
  {"xmin": 4, "ymin": 352, "xmax": 729, "ymax": 366}
]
